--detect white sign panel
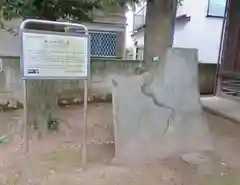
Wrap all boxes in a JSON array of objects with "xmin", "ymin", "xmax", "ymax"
[{"xmin": 22, "ymin": 32, "xmax": 88, "ymax": 79}]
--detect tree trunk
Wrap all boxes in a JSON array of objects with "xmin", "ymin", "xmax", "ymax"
[
  {"xmin": 27, "ymin": 80, "xmax": 58, "ymax": 138},
  {"xmin": 144, "ymin": 0, "xmax": 177, "ymax": 65},
  {"xmin": 26, "ymin": 19, "xmax": 59, "ymax": 138}
]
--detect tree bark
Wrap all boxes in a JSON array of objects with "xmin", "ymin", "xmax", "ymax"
[
  {"xmin": 144, "ymin": 0, "xmax": 177, "ymax": 65},
  {"xmin": 27, "ymin": 80, "xmax": 58, "ymax": 138},
  {"xmin": 26, "ymin": 19, "xmax": 60, "ymax": 138}
]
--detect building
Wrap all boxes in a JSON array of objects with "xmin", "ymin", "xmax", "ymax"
[
  {"xmin": 132, "ymin": 0, "xmax": 226, "ymax": 63},
  {"xmin": 0, "ymin": 7, "xmax": 127, "ymax": 58}
]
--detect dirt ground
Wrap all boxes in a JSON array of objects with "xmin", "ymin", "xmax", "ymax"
[{"xmin": 0, "ymin": 103, "xmax": 240, "ymax": 185}]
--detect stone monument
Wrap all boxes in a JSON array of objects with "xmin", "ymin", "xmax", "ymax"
[{"xmin": 112, "ymin": 48, "xmax": 212, "ymax": 163}]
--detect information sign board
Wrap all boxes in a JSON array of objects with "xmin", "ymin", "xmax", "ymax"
[{"xmin": 22, "ymin": 32, "xmax": 88, "ymax": 79}]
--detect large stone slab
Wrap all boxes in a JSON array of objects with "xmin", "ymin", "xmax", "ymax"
[{"xmin": 112, "ymin": 48, "xmax": 212, "ymax": 163}]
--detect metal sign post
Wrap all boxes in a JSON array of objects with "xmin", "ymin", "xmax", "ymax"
[
  {"xmin": 0, "ymin": 58, "xmax": 3, "ymax": 72},
  {"xmin": 20, "ymin": 19, "xmax": 90, "ymax": 182}
]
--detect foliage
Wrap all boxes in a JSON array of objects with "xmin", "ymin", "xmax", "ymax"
[
  {"xmin": 0, "ymin": 0, "xmax": 183, "ymax": 23},
  {"xmin": 0, "ymin": 0, "xmax": 142, "ymax": 22},
  {"xmin": 1, "ymin": 0, "xmax": 103, "ymax": 21},
  {"xmin": 47, "ymin": 117, "xmax": 59, "ymax": 131}
]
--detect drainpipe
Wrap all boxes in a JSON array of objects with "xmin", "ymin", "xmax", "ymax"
[{"xmin": 214, "ymin": 0, "xmax": 230, "ymax": 95}]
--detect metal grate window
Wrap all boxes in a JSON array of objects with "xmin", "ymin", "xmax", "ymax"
[{"xmin": 90, "ymin": 31, "xmax": 117, "ymax": 57}]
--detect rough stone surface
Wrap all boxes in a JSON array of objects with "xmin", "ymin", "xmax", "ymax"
[{"xmin": 112, "ymin": 48, "xmax": 212, "ymax": 163}]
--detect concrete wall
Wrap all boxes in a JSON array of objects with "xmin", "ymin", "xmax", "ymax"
[
  {"xmin": 0, "ymin": 57, "xmax": 216, "ymax": 105},
  {"xmin": 0, "ymin": 58, "xmax": 22, "ymax": 104},
  {"xmin": 0, "ymin": 57, "xmax": 143, "ymax": 104},
  {"xmin": 198, "ymin": 63, "xmax": 216, "ymax": 94},
  {"xmin": 133, "ymin": 0, "xmax": 223, "ymax": 63}
]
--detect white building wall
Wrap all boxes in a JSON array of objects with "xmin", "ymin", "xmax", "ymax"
[{"xmin": 133, "ymin": 0, "xmax": 224, "ymax": 63}]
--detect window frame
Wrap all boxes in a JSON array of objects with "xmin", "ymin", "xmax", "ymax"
[{"xmin": 206, "ymin": 0, "xmax": 227, "ymax": 18}]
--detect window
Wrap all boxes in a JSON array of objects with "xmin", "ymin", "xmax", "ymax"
[
  {"xmin": 207, "ymin": 0, "xmax": 227, "ymax": 17},
  {"xmin": 90, "ymin": 31, "xmax": 117, "ymax": 57},
  {"xmin": 136, "ymin": 47, "xmax": 139, "ymax": 60}
]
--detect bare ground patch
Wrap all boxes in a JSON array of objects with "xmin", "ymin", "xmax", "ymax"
[{"xmin": 0, "ymin": 103, "xmax": 240, "ymax": 185}]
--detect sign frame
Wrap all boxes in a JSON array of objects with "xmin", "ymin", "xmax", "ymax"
[
  {"xmin": 20, "ymin": 19, "xmax": 90, "ymax": 182},
  {"xmin": 20, "ymin": 26, "xmax": 90, "ymax": 80}
]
